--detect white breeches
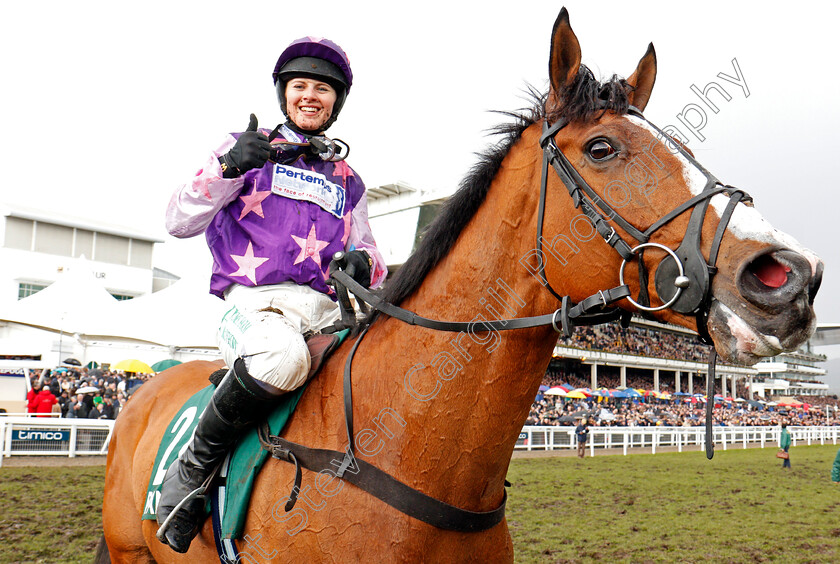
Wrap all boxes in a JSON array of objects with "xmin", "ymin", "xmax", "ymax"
[{"xmin": 217, "ymin": 283, "xmax": 340, "ymax": 391}]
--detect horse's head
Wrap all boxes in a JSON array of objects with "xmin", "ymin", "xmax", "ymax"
[{"xmin": 538, "ymin": 8, "xmax": 822, "ymax": 365}]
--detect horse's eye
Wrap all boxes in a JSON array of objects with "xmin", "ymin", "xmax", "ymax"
[{"xmin": 587, "ymin": 140, "xmax": 616, "ymax": 161}]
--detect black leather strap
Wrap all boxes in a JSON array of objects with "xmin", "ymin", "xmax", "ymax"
[
  {"xmin": 705, "ymin": 349, "xmax": 718, "ymax": 460},
  {"xmin": 329, "ymin": 271, "xmax": 630, "ymax": 333},
  {"xmin": 266, "ymin": 435, "xmax": 507, "ymax": 532}
]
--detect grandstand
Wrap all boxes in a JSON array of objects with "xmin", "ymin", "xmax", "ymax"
[{"xmin": 530, "ymin": 317, "xmax": 835, "ymax": 428}]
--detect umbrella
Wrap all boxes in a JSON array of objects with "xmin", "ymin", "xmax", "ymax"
[
  {"xmin": 599, "ymin": 408, "xmax": 616, "ymax": 421},
  {"xmin": 151, "ymin": 359, "xmax": 182, "ymax": 372},
  {"xmin": 85, "ymin": 361, "xmax": 100, "ymax": 369},
  {"xmin": 75, "ymin": 386, "xmax": 100, "ymax": 394},
  {"xmin": 565, "ymin": 390, "xmax": 588, "ymax": 399},
  {"xmin": 747, "ymin": 400, "xmax": 764, "ymax": 409},
  {"xmin": 612, "ymin": 389, "xmax": 631, "ymax": 398},
  {"xmin": 544, "ymin": 387, "xmax": 567, "ymax": 396},
  {"xmin": 624, "ymin": 389, "xmax": 642, "ymax": 397},
  {"xmin": 63, "ymin": 358, "xmax": 81, "ymax": 366},
  {"xmin": 89, "ymin": 368, "xmax": 104, "ymax": 378},
  {"xmin": 538, "ymin": 385, "xmax": 549, "ymax": 392},
  {"xmin": 112, "ymin": 359, "xmax": 154, "ymax": 373}
]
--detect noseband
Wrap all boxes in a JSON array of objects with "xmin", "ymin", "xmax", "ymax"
[{"xmin": 537, "ymin": 105, "xmax": 751, "ymax": 344}]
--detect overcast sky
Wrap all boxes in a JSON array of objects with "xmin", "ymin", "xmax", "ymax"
[{"xmin": 3, "ymin": 1, "xmax": 838, "ymax": 356}]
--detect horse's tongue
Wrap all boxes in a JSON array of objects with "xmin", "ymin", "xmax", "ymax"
[{"xmin": 754, "ymin": 258, "xmax": 791, "ymax": 288}]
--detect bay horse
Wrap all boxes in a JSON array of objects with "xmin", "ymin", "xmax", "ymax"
[{"xmin": 101, "ymin": 8, "xmax": 822, "ymax": 563}]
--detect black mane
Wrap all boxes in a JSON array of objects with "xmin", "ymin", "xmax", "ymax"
[{"xmin": 373, "ymin": 67, "xmax": 631, "ymax": 311}]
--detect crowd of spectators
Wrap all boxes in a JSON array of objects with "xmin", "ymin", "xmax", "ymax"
[
  {"xmin": 24, "ymin": 366, "xmax": 154, "ymax": 419},
  {"xmin": 527, "ymin": 391, "xmax": 840, "ymax": 428},
  {"xmin": 558, "ymin": 324, "xmax": 716, "ymax": 363}
]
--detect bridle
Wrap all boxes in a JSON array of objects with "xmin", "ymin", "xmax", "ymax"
[
  {"xmin": 262, "ymin": 103, "xmax": 750, "ymax": 536},
  {"xmin": 537, "ymin": 104, "xmax": 751, "ymax": 345},
  {"xmin": 537, "ymin": 104, "xmax": 753, "ymax": 460}
]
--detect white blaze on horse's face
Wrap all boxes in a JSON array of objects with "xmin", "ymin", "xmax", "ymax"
[
  {"xmin": 625, "ymin": 114, "xmax": 822, "ymax": 365},
  {"xmin": 628, "ymin": 115, "xmax": 821, "ymax": 275}
]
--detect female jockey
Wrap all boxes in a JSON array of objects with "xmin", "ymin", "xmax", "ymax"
[{"xmin": 158, "ymin": 37, "xmax": 387, "ymax": 553}]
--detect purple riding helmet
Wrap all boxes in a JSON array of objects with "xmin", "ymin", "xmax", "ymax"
[{"xmin": 273, "ymin": 37, "xmax": 353, "ymax": 131}]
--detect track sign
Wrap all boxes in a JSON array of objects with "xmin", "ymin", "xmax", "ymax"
[{"xmin": 12, "ymin": 429, "xmax": 70, "ymax": 441}]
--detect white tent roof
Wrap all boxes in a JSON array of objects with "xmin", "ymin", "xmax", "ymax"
[
  {"xmin": 89, "ymin": 274, "xmax": 226, "ymax": 347},
  {"xmin": 0, "ymin": 259, "xmax": 119, "ymax": 331},
  {"xmin": 0, "ymin": 261, "xmax": 225, "ymax": 348}
]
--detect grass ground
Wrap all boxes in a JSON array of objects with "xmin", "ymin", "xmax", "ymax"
[
  {"xmin": 0, "ymin": 465, "xmax": 104, "ymax": 564},
  {"xmin": 0, "ymin": 445, "xmax": 838, "ymax": 563},
  {"xmin": 506, "ymin": 445, "xmax": 840, "ymax": 563}
]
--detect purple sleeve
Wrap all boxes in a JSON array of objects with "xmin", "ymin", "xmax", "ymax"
[
  {"xmin": 348, "ymin": 190, "xmax": 388, "ymax": 288},
  {"xmin": 165, "ymin": 135, "xmax": 243, "ymax": 238}
]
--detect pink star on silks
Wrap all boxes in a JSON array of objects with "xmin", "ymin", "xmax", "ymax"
[
  {"xmin": 229, "ymin": 241, "xmax": 269, "ymax": 285},
  {"xmin": 192, "ymin": 170, "xmax": 218, "ymax": 200},
  {"xmin": 333, "ymin": 161, "xmax": 354, "ymax": 185},
  {"xmin": 238, "ymin": 186, "xmax": 271, "ymax": 220},
  {"xmin": 291, "ymin": 224, "xmax": 330, "ymax": 269}
]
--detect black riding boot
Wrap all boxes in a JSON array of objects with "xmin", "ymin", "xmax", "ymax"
[{"xmin": 156, "ymin": 359, "xmax": 282, "ymax": 553}]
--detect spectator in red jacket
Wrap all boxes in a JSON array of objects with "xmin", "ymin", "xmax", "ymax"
[
  {"xmin": 32, "ymin": 388, "xmax": 58, "ymax": 418},
  {"xmin": 26, "ymin": 381, "xmax": 42, "ymax": 415}
]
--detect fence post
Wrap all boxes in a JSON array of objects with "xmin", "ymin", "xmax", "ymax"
[
  {"xmin": 69, "ymin": 421, "xmax": 78, "ymax": 458},
  {"xmin": 4, "ymin": 422, "xmax": 12, "ymax": 458}
]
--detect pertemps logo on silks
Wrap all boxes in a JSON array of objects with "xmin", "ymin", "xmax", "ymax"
[{"xmin": 271, "ymin": 164, "xmax": 346, "ymax": 218}]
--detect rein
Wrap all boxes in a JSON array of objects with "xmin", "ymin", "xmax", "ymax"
[{"xmin": 262, "ymin": 105, "xmax": 750, "ymax": 533}]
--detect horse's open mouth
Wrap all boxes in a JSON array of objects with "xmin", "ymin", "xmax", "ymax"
[{"xmin": 707, "ymin": 299, "xmax": 815, "ymax": 365}]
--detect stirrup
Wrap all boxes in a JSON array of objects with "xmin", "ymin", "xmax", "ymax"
[
  {"xmin": 156, "ymin": 460, "xmax": 223, "ymax": 545},
  {"xmin": 155, "ymin": 483, "xmax": 209, "ymax": 544}
]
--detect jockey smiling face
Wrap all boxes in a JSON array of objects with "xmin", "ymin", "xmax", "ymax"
[
  {"xmin": 284, "ymin": 78, "xmax": 337, "ymax": 132},
  {"xmin": 273, "ymin": 38, "xmax": 352, "ymax": 135}
]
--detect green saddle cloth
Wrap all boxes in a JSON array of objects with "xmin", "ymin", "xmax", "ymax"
[{"xmin": 141, "ymin": 383, "xmax": 306, "ymax": 539}]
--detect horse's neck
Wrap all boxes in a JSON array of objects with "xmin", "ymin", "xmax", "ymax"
[{"xmin": 356, "ymin": 129, "xmax": 568, "ymax": 508}]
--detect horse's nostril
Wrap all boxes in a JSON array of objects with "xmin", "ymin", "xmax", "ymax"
[
  {"xmin": 737, "ymin": 250, "xmax": 812, "ymax": 311},
  {"xmin": 748, "ymin": 254, "xmax": 791, "ymax": 289}
]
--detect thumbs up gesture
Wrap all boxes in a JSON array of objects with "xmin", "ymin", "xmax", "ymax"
[{"xmin": 220, "ymin": 114, "xmax": 272, "ymax": 176}]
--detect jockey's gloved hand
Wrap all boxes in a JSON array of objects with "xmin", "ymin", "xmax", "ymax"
[
  {"xmin": 219, "ymin": 114, "xmax": 271, "ymax": 177},
  {"xmin": 331, "ymin": 250, "xmax": 372, "ymax": 288}
]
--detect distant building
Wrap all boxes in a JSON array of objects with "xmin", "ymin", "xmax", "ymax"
[
  {"xmin": 366, "ymin": 182, "xmax": 447, "ymax": 273},
  {"xmin": 0, "ymin": 203, "xmax": 166, "ymax": 307}
]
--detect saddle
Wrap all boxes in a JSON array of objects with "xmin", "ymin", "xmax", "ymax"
[{"xmin": 208, "ymin": 328, "xmax": 349, "ymax": 387}]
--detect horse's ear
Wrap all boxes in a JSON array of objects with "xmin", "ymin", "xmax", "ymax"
[
  {"xmin": 548, "ymin": 7, "xmax": 581, "ymax": 107},
  {"xmin": 626, "ymin": 43, "xmax": 657, "ymax": 112}
]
